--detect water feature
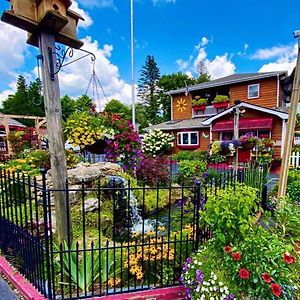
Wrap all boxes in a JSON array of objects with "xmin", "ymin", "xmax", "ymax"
[{"xmin": 108, "ymin": 176, "xmax": 154, "ymax": 235}]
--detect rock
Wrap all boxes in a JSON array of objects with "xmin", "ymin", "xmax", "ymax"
[
  {"xmin": 56, "ymin": 162, "xmax": 120, "ymax": 185},
  {"xmin": 84, "ymin": 198, "xmax": 101, "ymax": 213}
]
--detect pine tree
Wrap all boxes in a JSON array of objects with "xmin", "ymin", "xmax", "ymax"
[{"xmin": 138, "ymin": 55, "xmax": 161, "ymax": 124}]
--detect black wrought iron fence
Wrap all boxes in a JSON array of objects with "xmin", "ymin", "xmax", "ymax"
[{"xmin": 0, "ymin": 167, "xmax": 267, "ymax": 300}]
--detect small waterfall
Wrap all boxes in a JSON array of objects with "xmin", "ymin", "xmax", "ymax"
[{"xmin": 108, "ymin": 176, "xmax": 154, "ymax": 234}]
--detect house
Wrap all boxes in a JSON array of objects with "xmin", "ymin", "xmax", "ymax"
[
  {"xmin": 0, "ymin": 113, "xmax": 27, "ymax": 156},
  {"xmin": 147, "ymin": 71, "xmax": 291, "ymax": 161}
]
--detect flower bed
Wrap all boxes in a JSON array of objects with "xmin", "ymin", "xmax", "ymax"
[{"xmin": 180, "ymin": 184, "xmax": 300, "ymax": 299}]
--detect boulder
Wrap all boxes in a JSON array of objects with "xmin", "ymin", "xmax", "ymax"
[{"xmin": 84, "ymin": 198, "xmax": 101, "ymax": 213}]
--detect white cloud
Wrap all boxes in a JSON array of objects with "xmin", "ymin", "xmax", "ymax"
[
  {"xmin": 176, "ymin": 36, "xmax": 236, "ymax": 79},
  {"xmin": 251, "ymin": 44, "xmax": 296, "ymax": 60},
  {"xmin": 237, "ymin": 43, "xmax": 249, "ymax": 56},
  {"xmin": 0, "ymin": 22, "xmax": 28, "ymax": 81},
  {"xmin": 253, "ymin": 44, "xmax": 297, "ymax": 74},
  {"xmin": 58, "ymin": 36, "xmax": 132, "ymax": 110},
  {"xmin": 205, "ymin": 54, "xmax": 236, "ymax": 79},
  {"xmin": 70, "ymin": 1, "xmax": 93, "ymax": 29}
]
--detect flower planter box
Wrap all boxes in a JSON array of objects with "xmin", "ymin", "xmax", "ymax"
[
  {"xmin": 193, "ymin": 105, "xmax": 206, "ymax": 111},
  {"xmin": 213, "ymin": 102, "xmax": 229, "ymax": 109}
]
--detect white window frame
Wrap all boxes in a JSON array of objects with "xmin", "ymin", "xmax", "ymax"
[
  {"xmin": 177, "ymin": 131, "xmax": 199, "ymax": 146},
  {"xmin": 248, "ymin": 84, "xmax": 260, "ymax": 99}
]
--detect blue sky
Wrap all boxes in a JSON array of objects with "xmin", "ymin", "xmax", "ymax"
[{"xmin": 0, "ymin": 0, "xmax": 299, "ymax": 107}]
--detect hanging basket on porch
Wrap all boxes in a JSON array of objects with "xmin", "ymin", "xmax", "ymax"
[
  {"xmin": 84, "ymin": 139, "xmax": 107, "ymax": 154},
  {"xmin": 242, "ymin": 142, "xmax": 256, "ymax": 150}
]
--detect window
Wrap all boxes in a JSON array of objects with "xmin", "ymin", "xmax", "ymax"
[
  {"xmin": 177, "ymin": 131, "xmax": 199, "ymax": 146},
  {"xmin": 248, "ymin": 84, "xmax": 260, "ymax": 99}
]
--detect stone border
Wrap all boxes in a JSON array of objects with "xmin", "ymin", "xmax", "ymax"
[{"xmin": 0, "ymin": 256, "xmax": 46, "ymax": 300}]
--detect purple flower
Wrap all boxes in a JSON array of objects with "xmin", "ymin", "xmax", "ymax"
[
  {"xmin": 185, "ymin": 288, "xmax": 191, "ymax": 300},
  {"xmin": 184, "ymin": 209, "xmax": 190, "ymax": 214},
  {"xmin": 179, "ymin": 276, "xmax": 184, "ymax": 284},
  {"xmin": 186, "ymin": 257, "xmax": 193, "ymax": 264},
  {"xmin": 230, "ymin": 293, "xmax": 235, "ymax": 299},
  {"xmin": 196, "ymin": 269, "xmax": 204, "ymax": 284},
  {"xmin": 177, "ymin": 199, "xmax": 185, "ymax": 207},
  {"xmin": 182, "ymin": 264, "xmax": 189, "ymax": 272}
]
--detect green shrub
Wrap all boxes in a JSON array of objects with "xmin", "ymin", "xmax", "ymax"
[
  {"xmin": 286, "ymin": 180, "xmax": 300, "ymax": 203},
  {"xmin": 174, "ymin": 150, "xmax": 208, "ymax": 162},
  {"xmin": 200, "ymin": 184, "xmax": 259, "ymax": 244},
  {"xmin": 177, "ymin": 160, "xmax": 207, "ymax": 183}
]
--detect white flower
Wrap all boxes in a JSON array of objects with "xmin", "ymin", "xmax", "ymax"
[{"xmin": 219, "ymin": 282, "xmax": 223, "ymax": 286}]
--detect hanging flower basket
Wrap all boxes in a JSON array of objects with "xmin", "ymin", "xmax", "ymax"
[
  {"xmin": 242, "ymin": 142, "xmax": 256, "ymax": 150},
  {"xmin": 84, "ymin": 139, "xmax": 107, "ymax": 154},
  {"xmin": 213, "ymin": 102, "xmax": 229, "ymax": 109},
  {"xmin": 193, "ymin": 105, "xmax": 206, "ymax": 111}
]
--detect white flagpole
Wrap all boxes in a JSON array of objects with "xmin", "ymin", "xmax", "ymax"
[{"xmin": 130, "ymin": 0, "xmax": 136, "ymax": 127}]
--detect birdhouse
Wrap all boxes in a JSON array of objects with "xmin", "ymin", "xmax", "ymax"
[
  {"xmin": 35, "ymin": 0, "xmax": 71, "ymax": 22},
  {"xmin": 57, "ymin": 9, "xmax": 84, "ymax": 49},
  {"xmin": 10, "ymin": 0, "xmax": 37, "ymax": 21},
  {"xmin": 1, "ymin": 0, "xmax": 38, "ymax": 32}
]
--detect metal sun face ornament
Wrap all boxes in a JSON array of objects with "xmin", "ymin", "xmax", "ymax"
[{"xmin": 176, "ymin": 98, "xmax": 187, "ymax": 112}]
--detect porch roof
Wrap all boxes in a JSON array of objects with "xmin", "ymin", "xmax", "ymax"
[{"xmin": 212, "ymin": 118, "xmax": 273, "ymax": 132}]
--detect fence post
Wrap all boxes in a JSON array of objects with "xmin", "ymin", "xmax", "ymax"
[
  {"xmin": 41, "ymin": 169, "xmax": 53, "ymax": 299},
  {"xmin": 195, "ymin": 182, "xmax": 201, "ymax": 250}
]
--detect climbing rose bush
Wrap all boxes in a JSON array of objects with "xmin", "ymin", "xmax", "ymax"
[{"xmin": 142, "ymin": 130, "xmax": 174, "ymax": 157}]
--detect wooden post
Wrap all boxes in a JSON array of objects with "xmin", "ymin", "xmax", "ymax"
[
  {"xmin": 278, "ymin": 37, "xmax": 300, "ymax": 201},
  {"xmin": 38, "ymin": 31, "xmax": 72, "ymax": 244}
]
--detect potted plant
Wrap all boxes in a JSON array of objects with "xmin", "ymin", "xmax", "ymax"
[
  {"xmin": 262, "ymin": 137, "xmax": 275, "ymax": 148},
  {"xmin": 192, "ymin": 96, "xmax": 207, "ymax": 111},
  {"xmin": 239, "ymin": 133, "xmax": 258, "ymax": 150},
  {"xmin": 213, "ymin": 95, "xmax": 230, "ymax": 109}
]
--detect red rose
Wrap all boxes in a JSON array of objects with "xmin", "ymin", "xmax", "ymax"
[
  {"xmin": 261, "ymin": 272, "xmax": 273, "ymax": 283},
  {"xmin": 224, "ymin": 246, "xmax": 232, "ymax": 253},
  {"xmin": 282, "ymin": 252, "xmax": 296, "ymax": 264},
  {"xmin": 239, "ymin": 268, "xmax": 250, "ymax": 280},
  {"xmin": 232, "ymin": 252, "xmax": 241, "ymax": 261},
  {"xmin": 270, "ymin": 283, "xmax": 282, "ymax": 297}
]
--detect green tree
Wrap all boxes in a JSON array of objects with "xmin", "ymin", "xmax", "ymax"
[
  {"xmin": 61, "ymin": 95, "xmax": 76, "ymax": 121},
  {"xmin": 104, "ymin": 99, "xmax": 131, "ymax": 119},
  {"xmin": 75, "ymin": 95, "xmax": 93, "ymax": 112},
  {"xmin": 138, "ymin": 55, "xmax": 161, "ymax": 124},
  {"xmin": 1, "ymin": 76, "xmax": 45, "ymax": 126}
]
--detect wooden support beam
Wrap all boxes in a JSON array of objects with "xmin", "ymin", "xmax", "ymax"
[{"xmin": 38, "ymin": 31, "xmax": 72, "ymax": 245}]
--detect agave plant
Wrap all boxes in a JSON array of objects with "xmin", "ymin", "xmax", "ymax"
[{"xmin": 61, "ymin": 241, "xmax": 118, "ymax": 292}]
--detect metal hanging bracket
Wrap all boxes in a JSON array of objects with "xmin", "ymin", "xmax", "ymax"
[{"xmin": 48, "ymin": 45, "xmax": 96, "ymax": 81}]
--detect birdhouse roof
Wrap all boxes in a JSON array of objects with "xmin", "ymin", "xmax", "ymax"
[{"xmin": 67, "ymin": 9, "xmax": 84, "ymax": 21}]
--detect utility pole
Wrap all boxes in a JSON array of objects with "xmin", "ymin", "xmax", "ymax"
[
  {"xmin": 39, "ymin": 32, "xmax": 71, "ymax": 244},
  {"xmin": 130, "ymin": 0, "xmax": 136, "ymax": 127},
  {"xmin": 278, "ymin": 30, "xmax": 300, "ymax": 200}
]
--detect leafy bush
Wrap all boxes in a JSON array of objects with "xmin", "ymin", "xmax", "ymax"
[
  {"xmin": 192, "ymin": 97, "xmax": 207, "ymax": 106},
  {"xmin": 286, "ymin": 180, "xmax": 300, "ymax": 204},
  {"xmin": 177, "ymin": 160, "xmax": 207, "ymax": 183},
  {"xmin": 136, "ymin": 155, "xmax": 170, "ymax": 186},
  {"xmin": 200, "ymin": 184, "xmax": 259, "ymax": 244},
  {"xmin": 208, "ymin": 154, "xmax": 227, "ymax": 164},
  {"xmin": 174, "ymin": 150, "xmax": 208, "ymax": 162},
  {"xmin": 142, "ymin": 130, "xmax": 174, "ymax": 157},
  {"xmin": 223, "ymin": 228, "xmax": 299, "ymax": 300}
]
